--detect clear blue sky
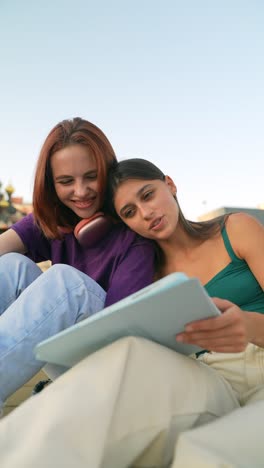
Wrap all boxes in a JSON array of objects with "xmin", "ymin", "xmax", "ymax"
[{"xmin": 1, "ymin": 0, "xmax": 263, "ymax": 220}]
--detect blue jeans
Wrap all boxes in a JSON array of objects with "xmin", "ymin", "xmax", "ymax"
[{"xmin": 0, "ymin": 253, "xmax": 106, "ymax": 406}]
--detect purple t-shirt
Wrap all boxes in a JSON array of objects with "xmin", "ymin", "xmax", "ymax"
[{"xmin": 11, "ymin": 214, "xmax": 155, "ymax": 307}]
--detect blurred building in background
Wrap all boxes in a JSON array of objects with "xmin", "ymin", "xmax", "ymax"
[
  {"xmin": 198, "ymin": 206, "xmax": 264, "ymax": 225},
  {"xmin": 0, "ymin": 181, "xmax": 32, "ymax": 234}
]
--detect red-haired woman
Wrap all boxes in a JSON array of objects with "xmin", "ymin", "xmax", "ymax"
[{"xmin": 0, "ymin": 119, "xmax": 155, "ymax": 410}]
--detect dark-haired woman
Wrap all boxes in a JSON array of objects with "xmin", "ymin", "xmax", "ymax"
[{"xmin": 109, "ymin": 158, "xmax": 264, "ymax": 354}]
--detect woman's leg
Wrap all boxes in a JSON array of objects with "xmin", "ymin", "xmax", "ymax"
[
  {"xmin": 197, "ymin": 343, "xmax": 264, "ymax": 404},
  {"xmin": 0, "ymin": 337, "xmax": 239, "ymax": 468},
  {"xmin": 0, "ymin": 253, "xmax": 43, "ymax": 314},
  {"xmin": 172, "ymin": 401, "xmax": 264, "ymax": 468},
  {"xmin": 0, "ymin": 263, "xmax": 106, "ymax": 404}
]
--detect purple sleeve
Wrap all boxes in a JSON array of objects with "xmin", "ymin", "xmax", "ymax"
[
  {"xmin": 11, "ymin": 214, "xmax": 51, "ymax": 262},
  {"xmin": 105, "ymin": 239, "xmax": 155, "ymax": 306}
]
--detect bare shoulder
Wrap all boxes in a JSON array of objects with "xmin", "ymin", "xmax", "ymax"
[
  {"xmin": 225, "ymin": 213, "xmax": 264, "ymax": 258},
  {"xmin": 226, "ymin": 212, "xmax": 264, "ymax": 233}
]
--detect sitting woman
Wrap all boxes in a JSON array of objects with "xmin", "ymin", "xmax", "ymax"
[
  {"xmin": 0, "ymin": 158, "xmax": 263, "ymax": 468},
  {"xmin": 0, "ymin": 125, "xmax": 155, "ymax": 409}
]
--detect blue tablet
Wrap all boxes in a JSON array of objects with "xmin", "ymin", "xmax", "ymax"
[{"xmin": 35, "ymin": 272, "xmax": 220, "ymax": 367}]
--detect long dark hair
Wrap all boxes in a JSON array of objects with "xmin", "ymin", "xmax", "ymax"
[
  {"xmin": 33, "ymin": 117, "xmax": 117, "ymax": 238},
  {"xmin": 106, "ymin": 158, "xmax": 227, "ymax": 239}
]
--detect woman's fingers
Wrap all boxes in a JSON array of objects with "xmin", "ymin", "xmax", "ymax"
[
  {"xmin": 177, "ymin": 325, "xmax": 244, "ymax": 342},
  {"xmin": 176, "ymin": 333, "xmax": 248, "ymax": 353},
  {"xmin": 211, "ymin": 297, "xmax": 235, "ymax": 312},
  {"xmin": 184, "ymin": 307, "xmax": 242, "ymax": 333},
  {"xmin": 176, "ymin": 299, "xmax": 250, "ymax": 352}
]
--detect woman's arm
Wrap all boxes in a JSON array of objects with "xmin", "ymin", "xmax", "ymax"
[
  {"xmin": 2, "ymin": 213, "xmax": 51, "ymax": 262},
  {"xmin": 176, "ymin": 214, "xmax": 264, "ymax": 352},
  {"xmin": 0, "ymin": 229, "xmax": 26, "ymax": 256}
]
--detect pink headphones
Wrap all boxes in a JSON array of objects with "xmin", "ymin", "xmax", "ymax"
[{"xmin": 73, "ymin": 212, "xmax": 112, "ymax": 247}]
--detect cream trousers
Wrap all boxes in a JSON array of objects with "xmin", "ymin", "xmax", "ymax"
[
  {"xmin": 0, "ymin": 337, "xmax": 263, "ymax": 468},
  {"xmin": 197, "ymin": 343, "xmax": 264, "ymax": 405},
  {"xmin": 172, "ymin": 400, "xmax": 264, "ymax": 468}
]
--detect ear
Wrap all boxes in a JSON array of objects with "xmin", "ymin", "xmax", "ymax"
[{"xmin": 164, "ymin": 176, "xmax": 177, "ymax": 196}]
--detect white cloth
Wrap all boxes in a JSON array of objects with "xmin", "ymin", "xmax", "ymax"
[
  {"xmin": 197, "ymin": 343, "xmax": 264, "ymax": 405},
  {"xmin": 0, "ymin": 337, "xmax": 239, "ymax": 468},
  {"xmin": 172, "ymin": 400, "xmax": 264, "ymax": 468}
]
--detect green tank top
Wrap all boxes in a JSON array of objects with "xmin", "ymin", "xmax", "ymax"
[{"xmin": 204, "ymin": 226, "xmax": 264, "ymax": 313}]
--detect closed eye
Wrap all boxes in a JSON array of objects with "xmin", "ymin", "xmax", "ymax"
[
  {"xmin": 142, "ymin": 190, "xmax": 154, "ymax": 200},
  {"xmin": 57, "ymin": 178, "xmax": 73, "ymax": 185},
  {"xmin": 85, "ymin": 172, "xmax": 97, "ymax": 180},
  {"xmin": 123, "ymin": 207, "xmax": 136, "ymax": 219}
]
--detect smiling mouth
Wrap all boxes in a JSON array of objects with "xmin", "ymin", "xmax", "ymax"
[{"xmin": 72, "ymin": 199, "xmax": 95, "ymax": 209}]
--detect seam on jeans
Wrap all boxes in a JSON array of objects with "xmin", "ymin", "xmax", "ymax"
[
  {"xmin": 242, "ymin": 346, "xmax": 251, "ymax": 398},
  {"xmin": 0, "ymin": 296, "xmax": 20, "ymax": 314},
  {"xmin": 258, "ymin": 346, "xmax": 264, "ymax": 385},
  {"xmin": 244, "ymin": 344, "xmax": 263, "ymax": 389},
  {"xmin": 1, "ymin": 280, "xmax": 105, "ymax": 360}
]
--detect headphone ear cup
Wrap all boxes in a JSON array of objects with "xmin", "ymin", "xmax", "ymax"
[{"xmin": 74, "ymin": 212, "xmax": 112, "ymax": 247}]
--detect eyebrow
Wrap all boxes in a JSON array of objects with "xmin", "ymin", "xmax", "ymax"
[
  {"xmin": 119, "ymin": 183, "xmax": 153, "ymax": 216},
  {"xmin": 54, "ymin": 175, "xmax": 73, "ymax": 181},
  {"xmin": 54, "ymin": 169, "xmax": 97, "ymax": 181}
]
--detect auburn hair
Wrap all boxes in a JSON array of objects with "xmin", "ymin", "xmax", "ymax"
[{"xmin": 33, "ymin": 117, "xmax": 117, "ymax": 238}]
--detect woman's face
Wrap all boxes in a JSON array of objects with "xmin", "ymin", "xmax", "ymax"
[
  {"xmin": 51, "ymin": 144, "xmax": 101, "ymax": 219},
  {"xmin": 113, "ymin": 176, "xmax": 179, "ymax": 242}
]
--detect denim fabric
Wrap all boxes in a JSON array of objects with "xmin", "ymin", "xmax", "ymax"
[{"xmin": 0, "ymin": 253, "xmax": 106, "ymax": 405}]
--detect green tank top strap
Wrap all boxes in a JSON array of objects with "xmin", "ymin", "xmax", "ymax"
[{"xmin": 221, "ymin": 225, "xmax": 239, "ymax": 261}]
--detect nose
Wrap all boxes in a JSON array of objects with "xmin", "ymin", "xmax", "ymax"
[
  {"xmin": 139, "ymin": 204, "xmax": 154, "ymax": 220},
  {"xmin": 73, "ymin": 180, "xmax": 89, "ymax": 198}
]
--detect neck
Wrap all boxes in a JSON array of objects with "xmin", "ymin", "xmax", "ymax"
[{"xmin": 157, "ymin": 225, "xmax": 201, "ymax": 261}]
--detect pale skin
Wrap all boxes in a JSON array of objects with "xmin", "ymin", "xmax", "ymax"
[
  {"xmin": 51, "ymin": 144, "xmax": 101, "ymax": 219},
  {"xmin": 0, "ymin": 144, "xmax": 101, "ymax": 256},
  {"xmin": 114, "ymin": 177, "xmax": 264, "ymax": 352}
]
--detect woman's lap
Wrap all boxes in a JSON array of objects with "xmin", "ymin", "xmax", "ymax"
[
  {"xmin": 0, "ymin": 337, "xmax": 239, "ymax": 468},
  {"xmin": 198, "ymin": 343, "xmax": 264, "ymax": 404},
  {"xmin": 172, "ymin": 399, "xmax": 264, "ymax": 468}
]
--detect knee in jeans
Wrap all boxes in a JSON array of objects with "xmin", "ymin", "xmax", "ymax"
[
  {"xmin": 44, "ymin": 263, "xmax": 78, "ymax": 279},
  {"xmin": 0, "ymin": 252, "xmax": 32, "ymax": 268}
]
